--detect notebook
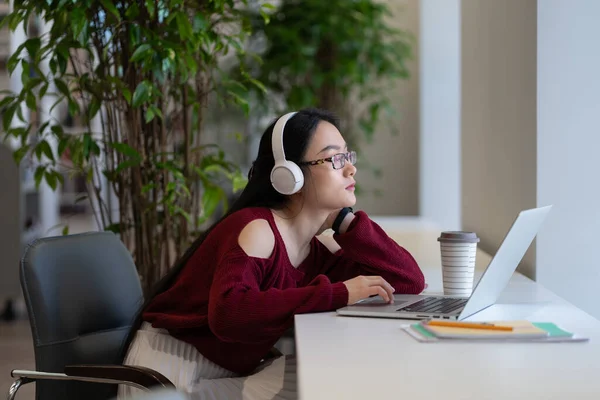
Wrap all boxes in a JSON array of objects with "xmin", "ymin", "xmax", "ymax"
[
  {"xmin": 403, "ymin": 320, "xmax": 589, "ymax": 343},
  {"xmin": 419, "ymin": 320, "xmax": 549, "ymax": 339}
]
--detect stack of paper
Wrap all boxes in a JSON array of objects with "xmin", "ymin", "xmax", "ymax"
[{"xmin": 403, "ymin": 320, "xmax": 589, "ymax": 343}]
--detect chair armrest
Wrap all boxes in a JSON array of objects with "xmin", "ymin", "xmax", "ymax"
[
  {"xmin": 11, "ymin": 365, "xmax": 175, "ymax": 392},
  {"xmin": 64, "ymin": 365, "xmax": 175, "ymax": 390}
]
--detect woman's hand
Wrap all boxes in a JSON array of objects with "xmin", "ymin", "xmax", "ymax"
[{"xmin": 342, "ymin": 275, "xmax": 395, "ymax": 305}]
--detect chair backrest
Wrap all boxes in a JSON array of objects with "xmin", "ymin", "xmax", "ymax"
[{"xmin": 20, "ymin": 231, "xmax": 144, "ymax": 400}]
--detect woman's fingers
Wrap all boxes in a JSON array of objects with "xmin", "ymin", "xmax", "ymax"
[
  {"xmin": 343, "ymin": 275, "xmax": 397, "ymax": 305},
  {"xmin": 365, "ymin": 276, "xmax": 395, "ymax": 302},
  {"xmin": 368, "ymin": 285, "xmax": 390, "ymax": 303}
]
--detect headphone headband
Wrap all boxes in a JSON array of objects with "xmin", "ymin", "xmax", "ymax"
[
  {"xmin": 271, "ymin": 112, "xmax": 297, "ymax": 163},
  {"xmin": 269, "ymin": 111, "xmax": 304, "ymax": 195}
]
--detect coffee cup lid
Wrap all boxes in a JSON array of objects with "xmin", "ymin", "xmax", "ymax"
[{"xmin": 437, "ymin": 231, "xmax": 480, "ymax": 243}]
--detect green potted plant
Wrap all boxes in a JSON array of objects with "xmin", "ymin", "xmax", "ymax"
[
  {"xmin": 246, "ymin": 0, "xmax": 413, "ymax": 152},
  {"xmin": 1, "ymin": 0, "xmax": 269, "ymax": 293}
]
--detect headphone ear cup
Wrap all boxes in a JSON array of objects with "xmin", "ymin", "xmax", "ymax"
[{"xmin": 270, "ymin": 161, "xmax": 304, "ymax": 195}]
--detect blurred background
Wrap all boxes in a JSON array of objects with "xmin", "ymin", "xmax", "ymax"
[{"xmin": 2, "ymin": 0, "xmax": 600, "ymax": 398}]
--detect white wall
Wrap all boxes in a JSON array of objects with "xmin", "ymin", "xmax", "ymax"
[
  {"xmin": 461, "ymin": 0, "xmax": 538, "ymax": 278},
  {"xmin": 357, "ymin": 0, "xmax": 420, "ymax": 216},
  {"xmin": 419, "ymin": 0, "xmax": 461, "ymax": 230},
  {"xmin": 537, "ymin": 0, "xmax": 600, "ymax": 319}
]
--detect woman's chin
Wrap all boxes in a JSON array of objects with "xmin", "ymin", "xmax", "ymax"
[{"xmin": 345, "ymin": 193, "xmax": 357, "ymax": 207}]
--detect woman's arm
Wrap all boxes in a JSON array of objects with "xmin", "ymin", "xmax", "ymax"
[
  {"xmin": 207, "ymin": 218, "xmax": 350, "ymax": 345},
  {"xmin": 207, "ymin": 249, "xmax": 348, "ymax": 344},
  {"xmin": 309, "ymin": 211, "xmax": 426, "ymax": 295}
]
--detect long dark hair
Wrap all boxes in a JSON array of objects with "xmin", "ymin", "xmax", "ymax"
[{"xmin": 119, "ymin": 108, "xmax": 339, "ymax": 359}]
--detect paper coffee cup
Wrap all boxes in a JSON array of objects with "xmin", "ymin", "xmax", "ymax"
[{"xmin": 437, "ymin": 231, "xmax": 480, "ymax": 296}]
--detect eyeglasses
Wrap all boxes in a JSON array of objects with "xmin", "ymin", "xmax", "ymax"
[{"xmin": 300, "ymin": 151, "xmax": 357, "ymax": 170}]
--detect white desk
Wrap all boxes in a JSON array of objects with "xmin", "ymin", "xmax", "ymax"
[{"xmin": 295, "ymin": 225, "xmax": 600, "ymax": 400}]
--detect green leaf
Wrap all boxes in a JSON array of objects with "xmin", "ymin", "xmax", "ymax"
[
  {"xmin": 34, "ymin": 166, "xmax": 46, "ymax": 188},
  {"xmin": 88, "ymin": 98, "xmax": 101, "ymax": 120},
  {"xmin": 8, "ymin": 12, "xmax": 22, "ymax": 31},
  {"xmin": 125, "ymin": 2, "xmax": 140, "ymax": 18},
  {"xmin": 100, "ymin": 0, "xmax": 121, "ymax": 21},
  {"xmin": 0, "ymin": 95, "xmax": 14, "ymax": 109},
  {"xmin": 246, "ymin": 77, "xmax": 266, "ymax": 94},
  {"xmin": 193, "ymin": 14, "xmax": 208, "ymax": 32},
  {"xmin": 130, "ymin": 44, "xmax": 152, "ymax": 62},
  {"xmin": 20, "ymin": 59, "xmax": 30, "ymax": 86},
  {"xmin": 24, "ymin": 38, "xmax": 41, "ymax": 60},
  {"xmin": 83, "ymin": 133, "xmax": 93, "ymax": 159},
  {"xmin": 260, "ymin": 9, "xmax": 272, "ymax": 24},
  {"xmin": 51, "ymin": 124, "xmax": 65, "ymax": 138},
  {"xmin": 68, "ymin": 100, "xmax": 80, "ymax": 116},
  {"xmin": 49, "ymin": 59, "xmax": 57, "ymax": 75},
  {"xmin": 25, "ymin": 91, "xmax": 36, "ymax": 109},
  {"xmin": 261, "ymin": 3, "xmax": 277, "ymax": 10},
  {"xmin": 110, "ymin": 142, "xmax": 141, "ymax": 159},
  {"xmin": 56, "ymin": 42, "xmax": 70, "ymax": 64},
  {"xmin": 145, "ymin": 107, "xmax": 155, "ymax": 123},
  {"xmin": 175, "ymin": 12, "xmax": 193, "ymax": 40},
  {"xmin": 202, "ymin": 185, "xmax": 224, "ymax": 221},
  {"xmin": 61, "ymin": 225, "xmax": 70, "ymax": 236},
  {"xmin": 141, "ymin": 183, "xmax": 156, "ymax": 194},
  {"xmin": 115, "ymin": 159, "xmax": 141, "ymax": 173},
  {"xmin": 74, "ymin": 194, "xmax": 88, "ymax": 204},
  {"xmin": 38, "ymin": 140, "xmax": 55, "ymax": 162},
  {"xmin": 15, "ymin": 103, "xmax": 25, "ymax": 123},
  {"xmin": 145, "ymin": 0, "xmax": 155, "ymax": 18},
  {"xmin": 7, "ymin": 50, "xmax": 22, "ymax": 74},
  {"xmin": 232, "ymin": 172, "xmax": 248, "ymax": 192},
  {"xmin": 39, "ymin": 82, "xmax": 49, "ymax": 98},
  {"xmin": 227, "ymin": 90, "xmax": 249, "ymax": 115},
  {"xmin": 54, "ymin": 79, "xmax": 71, "ymax": 99},
  {"xmin": 55, "ymin": 171, "xmax": 65, "ymax": 186},
  {"xmin": 57, "ymin": 137, "xmax": 69, "ymax": 157},
  {"xmin": 105, "ymin": 223, "xmax": 123, "ymax": 234},
  {"xmin": 90, "ymin": 141, "xmax": 101, "ymax": 156},
  {"xmin": 132, "ymin": 81, "xmax": 150, "ymax": 107},
  {"xmin": 57, "ymin": 53, "xmax": 68, "ymax": 75},
  {"xmin": 6, "ymin": 126, "xmax": 27, "ymax": 141},
  {"xmin": 44, "ymin": 171, "xmax": 58, "ymax": 190},
  {"xmin": 145, "ymin": 105, "xmax": 163, "ymax": 123},
  {"xmin": 174, "ymin": 206, "xmax": 192, "ymax": 223},
  {"xmin": 12, "ymin": 145, "xmax": 30, "ymax": 165},
  {"xmin": 2, "ymin": 104, "xmax": 16, "ymax": 131},
  {"xmin": 122, "ymin": 87, "xmax": 132, "ymax": 104}
]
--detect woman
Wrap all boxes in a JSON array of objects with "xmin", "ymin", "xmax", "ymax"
[{"xmin": 118, "ymin": 108, "xmax": 425, "ymax": 400}]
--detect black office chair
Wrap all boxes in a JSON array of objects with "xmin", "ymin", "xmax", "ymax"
[{"xmin": 7, "ymin": 232, "xmax": 175, "ymax": 400}]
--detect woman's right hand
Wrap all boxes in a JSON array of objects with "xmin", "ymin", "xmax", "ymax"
[{"xmin": 342, "ymin": 276, "xmax": 395, "ymax": 305}]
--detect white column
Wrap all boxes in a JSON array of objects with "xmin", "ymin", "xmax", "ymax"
[
  {"xmin": 537, "ymin": 0, "xmax": 600, "ymax": 319},
  {"xmin": 460, "ymin": 0, "xmax": 537, "ymax": 278},
  {"xmin": 419, "ymin": 0, "xmax": 461, "ymax": 231}
]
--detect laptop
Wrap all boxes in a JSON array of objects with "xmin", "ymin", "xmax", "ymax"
[{"xmin": 336, "ymin": 205, "xmax": 552, "ymax": 321}]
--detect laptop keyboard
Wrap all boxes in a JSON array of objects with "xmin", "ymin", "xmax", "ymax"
[{"xmin": 397, "ymin": 297, "xmax": 468, "ymax": 314}]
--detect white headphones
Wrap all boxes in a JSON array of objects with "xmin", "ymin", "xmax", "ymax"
[{"xmin": 270, "ymin": 111, "xmax": 304, "ymax": 195}]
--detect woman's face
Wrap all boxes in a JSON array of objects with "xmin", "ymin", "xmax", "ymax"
[{"xmin": 300, "ymin": 120, "xmax": 357, "ymax": 210}]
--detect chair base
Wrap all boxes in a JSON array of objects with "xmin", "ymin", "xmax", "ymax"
[{"xmin": 7, "ymin": 377, "xmax": 34, "ymax": 400}]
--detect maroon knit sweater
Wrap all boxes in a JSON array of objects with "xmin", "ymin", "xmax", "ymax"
[{"xmin": 143, "ymin": 207, "xmax": 425, "ymax": 375}]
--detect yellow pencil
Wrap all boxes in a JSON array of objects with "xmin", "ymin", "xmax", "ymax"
[{"xmin": 426, "ymin": 320, "xmax": 514, "ymax": 331}]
